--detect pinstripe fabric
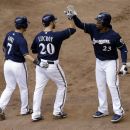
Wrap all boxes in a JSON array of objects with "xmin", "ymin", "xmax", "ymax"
[{"xmin": 56, "ymin": 64, "xmax": 67, "ymax": 111}]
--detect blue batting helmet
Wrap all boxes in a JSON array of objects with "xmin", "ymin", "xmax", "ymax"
[
  {"xmin": 95, "ymin": 12, "xmax": 111, "ymax": 27},
  {"xmin": 15, "ymin": 16, "xmax": 29, "ymax": 29},
  {"xmin": 42, "ymin": 14, "xmax": 57, "ymax": 26}
]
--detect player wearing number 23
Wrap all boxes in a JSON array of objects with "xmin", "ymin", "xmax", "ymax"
[
  {"xmin": 31, "ymin": 13, "xmax": 76, "ymax": 121},
  {"xmin": 65, "ymin": 6, "xmax": 128, "ymax": 123}
]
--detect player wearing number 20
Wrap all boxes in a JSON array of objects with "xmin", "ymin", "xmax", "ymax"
[{"xmin": 31, "ymin": 14, "xmax": 76, "ymax": 121}]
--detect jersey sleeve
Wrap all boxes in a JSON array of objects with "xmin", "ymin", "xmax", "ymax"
[
  {"xmin": 31, "ymin": 36, "xmax": 38, "ymax": 53},
  {"xmin": 19, "ymin": 38, "xmax": 29, "ymax": 56},
  {"xmin": 115, "ymin": 34, "xmax": 125, "ymax": 48},
  {"xmin": 115, "ymin": 34, "xmax": 128, "ymax": 63},
  {"xmin": 56, "ymin": 28, "xmax": 76, "ymax": 40},
  {"xmin": 3, "ymin": 35, "xmax": 7, "ymax": 52},
  {"xmin": 3, "ymin": 32, "xmax": 10, "ymax": 51},
  {"xmin": 73, "ymin": 15, "xmax": 95, "ymax": 34}
]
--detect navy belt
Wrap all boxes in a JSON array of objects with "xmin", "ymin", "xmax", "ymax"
[{"xmin": 47, "ymin": 61, "xmax": 54, "ymax": 64}]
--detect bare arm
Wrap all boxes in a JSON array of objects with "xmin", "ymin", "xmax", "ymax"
[
  {"xmin": 68, "ymin": 19, "xmax": 76, "ymax": 29},
  {"xmin": 24, "ymin": 54, "xmax": 46, "ymax": 68},
  {"xmin": 24, "ymin": 54, "xmax": 35, "ymax": 62}
]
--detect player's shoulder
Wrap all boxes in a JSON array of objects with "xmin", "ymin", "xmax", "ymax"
[
  {"xmin": 6, "ymin": 31, "xmax": 15, "ymax": 36},
  {"xmin": 85, "ymin": 23, "xmax": 97, "ymax": 32},
  {"xmin": 9, "ymin": 31, "xmax": 25, "ymax": 39},
  {"xmin": 35, "ymin": 31, "xmax": 46, "ymax": 37},
  {"xmin": 14, "ymin": 32, "xmax": 27, "ymax": 43},
  {"xmin": 54, "ymin": 28, "xmax": 76, "ymax": 34},
  {"xmin": 86, "ymin": 23, "xmax": 96, "ymax": 27},
  {"xmin": 5, "ymin": 31, "xmax": 17, "ymax": 41},
  {"xmin": 109, "ymin": 29, "xmax": 121, "ymax": 38}
]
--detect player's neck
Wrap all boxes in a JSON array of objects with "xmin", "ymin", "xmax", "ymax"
[
  {"xmin": 44, "ymin": 23, "xmax": 54, "ymax": 32},
  {"xmin": 15, "ymin": 28, "xmax": 25, "ymax": 34},
  {"xmin": 100, "ymin": 27, "xmax": 110, "ymax": 33},
  {"xmin": 44, "ymin": 27, "xmax": 53, "ymax": 32},
  {"xmin": 44, "ymin": 26, "xmax": 53, "ymax": 32}
]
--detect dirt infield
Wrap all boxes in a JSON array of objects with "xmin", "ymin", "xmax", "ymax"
[{"xmin": 0, "ymin": 0, "xmax": 130, "ymax": 130}]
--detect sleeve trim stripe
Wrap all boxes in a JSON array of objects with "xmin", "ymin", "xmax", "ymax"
[
  {"xmin": 117, "ymin": 44, "xmax": 124, "ymax": 49},
  {"xmin": 68, "ymin": 28, "xmax": 71, "ymax": 35},
  {"xmin": 84, "ymin": 23, "xmax": 86, "ymax": 30}
]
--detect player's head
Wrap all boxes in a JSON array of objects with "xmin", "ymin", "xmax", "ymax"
[
  {"xmin": 42, "ymin": 14, "xmax": 57, "ymax": 28},
  {"xmin": 95, "ymin": 12, "xmax": 112, "ymax": 29},
  {"xmin": 15, "ymin": 16, "xmax": 29, "ymax": 30}
]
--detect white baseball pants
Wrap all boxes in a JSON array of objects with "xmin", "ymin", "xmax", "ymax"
[
  {"xmin": 32, "ymin": 61, "xmax": 67, "ymax": 119},
  {"xmin": 0, "ymin": 60, "xmax": 29, "ymax": 114},
  {"xmin": 96, "ymin": 59, "xmax": 124, "ymax": 115}
]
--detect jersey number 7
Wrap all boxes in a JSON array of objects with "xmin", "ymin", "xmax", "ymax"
[{"xmin": 7, "ymin": 43, "xmax": 12, "ymax": 54}]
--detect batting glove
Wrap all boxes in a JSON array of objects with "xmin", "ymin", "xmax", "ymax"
[
  {"xmin": 33, "ymin": 59, "xmax": 49, "ymax": 68},
  {"xmin": 64, "ymin": 5, "xmax": 77, "ymax": 20},
  {"xmin": 119, "ymin": 64, "xmax": 128, "ymax": 75}
]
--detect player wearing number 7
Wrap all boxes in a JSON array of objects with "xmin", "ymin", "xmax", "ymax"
[
  {"xmin": 0, "ymin": 16, "xmax": 39, "ymax": 120},
  {"xmin": 64, "ymin": 6, "xmax": 128, "ymax": 123},
  {"xmin": 31, "ymin": 13, "xmax": 76, "ymax": 121}
]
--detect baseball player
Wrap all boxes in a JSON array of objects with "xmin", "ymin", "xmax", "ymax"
[
  {"xmin": 0, "ymin": 16, "xmax": 40, "ymax": 120},
  {"xmin": 65, "ymin": 6, "xmax": 128, "ymax": 123},
  {"xmin": 31, "ymin": 13, "xmax": 76, "ymax": 122}
]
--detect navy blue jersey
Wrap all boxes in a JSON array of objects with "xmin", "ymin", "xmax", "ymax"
[
  {"xmin": 3, "ymin": 31, "xmax": 29, "ymax": 62},
  {"xmin": 73, "ymin": 16, "xmax": 127, "ymax": 61},
  {"xmin": 31, "ymin": 28, "xmax": 76, "ymax": 60}
]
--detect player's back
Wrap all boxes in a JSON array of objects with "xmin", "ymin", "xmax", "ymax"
[
  {"xmin": 3, "ymin": 31, "xmax": 28, "ymax": 62},
  {"xmin": 31, "ymin": 28, "xmax": 76, "ymax": 61}
]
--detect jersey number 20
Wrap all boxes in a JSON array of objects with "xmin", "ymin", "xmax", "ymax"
[{"xmin": 39, "ymin": 43, "xmax": 55, "ymax": 55}]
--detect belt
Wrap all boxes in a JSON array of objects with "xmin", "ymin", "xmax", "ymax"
[
  {"xmin": 40, "ymin": 59, "xmax": 58, "ymax": 64},
  {"xmin": 47, "ymin": 61, "xmax": 54, "ymax": 64}
]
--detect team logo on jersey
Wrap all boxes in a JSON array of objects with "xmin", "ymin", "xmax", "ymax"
[
  {"xmin": 93, "ymin": 38, "xmax": 110, "ymax": 45},
  {"xmin": 8, "ymin": 36, "xmax": 14, "ymax": 43}
]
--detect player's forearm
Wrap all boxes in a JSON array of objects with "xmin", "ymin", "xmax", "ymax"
[
  {"xmin": 121, "ymin": 52, "xmax": 127, "ymax": 64},
  {"xmin": 68, "ymin": 19, "xmax": 76, "ymax": 29},
  {"xmin": 24, "ymin": 54, "xmax": 35, "ymax": 62},
  {"xmin": 73, "ymin": 15, "xmax": 84, "ymax": 29},
  {"xmin": 119, "ymin": 45, "xmax": 128, "ymax": 64}
]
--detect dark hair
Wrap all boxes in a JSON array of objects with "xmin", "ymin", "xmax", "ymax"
[
  {"xmin": 15, "ymin": 16, "xmax": 29, "ymax": 29},
  {"xmin": 42, "ymin": 14, "xmax": 57, "ymax": 27},
  {"xmin": 95, "ymin": 12, "xmax": 111, "ymax": 27}
]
